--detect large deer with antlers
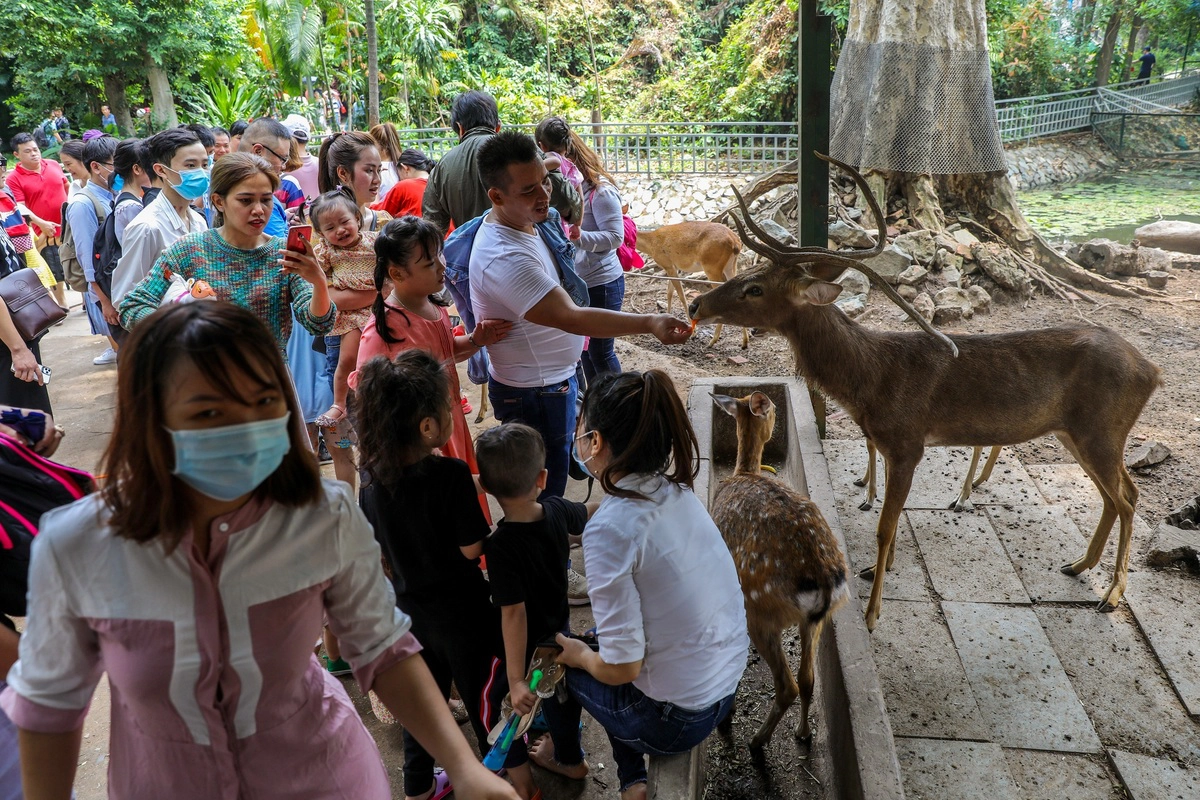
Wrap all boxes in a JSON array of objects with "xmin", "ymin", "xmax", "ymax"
[{"xmin": 689, "ymin": 154, "xmax": 1162, "ymax": 631}]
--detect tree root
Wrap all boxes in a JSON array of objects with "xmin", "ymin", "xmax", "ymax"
[{"xmin": 710, "ymin": 160, "xmax": 797, "ymax": 224}]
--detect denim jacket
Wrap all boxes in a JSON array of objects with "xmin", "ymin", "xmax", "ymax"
[{"xmin": 443, "ymin": 207, "xmax": 589, "ymax": 333}]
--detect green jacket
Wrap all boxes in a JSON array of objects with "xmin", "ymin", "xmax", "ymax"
[{"xmin": 422, "ymin": 126, "xmax": 582, "ymax": 235}]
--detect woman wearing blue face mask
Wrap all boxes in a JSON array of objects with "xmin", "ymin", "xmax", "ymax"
[
  {"xmin": 532, "ymin": 370, "xmax": 749, "ymax": 799},
  {"xmin": 0, "ymin": 301, "xmax": 521, "ymax": 800}
]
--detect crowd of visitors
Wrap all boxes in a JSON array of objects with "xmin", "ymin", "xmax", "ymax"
[{"xmin": 0, "ymin": 91, "xmax": 749, "ymax": 800}]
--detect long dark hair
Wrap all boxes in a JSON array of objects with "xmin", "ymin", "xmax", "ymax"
[
  {"xmin": 580, "ymin": 370, "xmax": 699, "ymax": 500},
  {"xmin": 372, "ymin": 216, "xmax": 447, "ymax": 346},
  {"xmin": 100, "ymin": 302, "xmax": 322, "ymax": 552},
  {"xmin": 534, "ymin": 116, "xmax": 617, "ymax": 189},
  {"xmin": 354, "ymin": 349, "xmax": 452, "ymax": 486},
  {"xmin": 317, "ymin": 130, "xmax": 379, "ymax": 195}
]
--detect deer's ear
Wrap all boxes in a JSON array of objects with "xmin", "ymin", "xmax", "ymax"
[
  {"xmin": 748, "ymin": 391, "xmax": 774, "ymax": 418},
  {"xmin": 711, "ymin": 393, "xmax": 740, "ymax": 417},
  {"xmin": 803, "ymin": 280, "xmax": 843, "ymax": 306}
]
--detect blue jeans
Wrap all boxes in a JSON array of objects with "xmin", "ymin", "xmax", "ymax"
[
  {"xmin": 580, "ymin": 276, "xmax": 624, "ymax": 385},
  {"xmin": 322, "ymin": 334, "xmax": 340, "ymax": 395},
  {"xmin": 542, "ymin": 668, "xmax": 735, "ymax": 791},
  {"xmin": 488, "ymin": 374, "xmax": 577, "ymax": 498}
]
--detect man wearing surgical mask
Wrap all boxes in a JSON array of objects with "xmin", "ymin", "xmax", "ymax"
[{"xmin": 110, "ymin": 129, "xmax": 209, "ymax": 310}]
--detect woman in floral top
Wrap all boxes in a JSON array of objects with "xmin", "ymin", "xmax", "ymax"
[{"xmin": 118, "ymin": 153, "xmax": 334, "ymax": 354}]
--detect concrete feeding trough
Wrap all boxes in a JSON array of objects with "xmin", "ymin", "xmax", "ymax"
[{"xmin": 663, "ymin": 375, "xmax": 905, "ymax": 800}]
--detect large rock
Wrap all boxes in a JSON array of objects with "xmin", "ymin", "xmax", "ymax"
[
  {"xmin": 897, "ymin": 265, "xmax": 929, "ymax": 286},
  {"xmin": 933, "ymin": 286, "xmax": 973, "ymax": 324},
  {"xmin": 971, "ymin": 243, "xmax": 1033, "ymax": 295},
  {"xmin": 1144, "ymin": 270, "xmax": 1170, "ymax": 290},
  {"xmin": 859, "ymin": 245, "xmax": 913, "ymax": 284},
  {"xmin": 828, "ymin": 220, "xmax": 877, "ymax": 249},
  {"xmin": 911, "ymin": 292, "xmax": 935, "ymax": 322},
  {"xmin": 893, "ymin": 230, "xmax": 936, "ymax": 265},
  {"xmin": 897, "ymin": 284, "xmax": 920, "ymax": 300},
  {"xmin": 965, "ymin": 285, "xmax": 992, "ymax": 313},
  {"xmin": 1069, "ymin": 238, "xmax": 1141, "ymax": 277},
  {"xmin": 835, "ymin": 268, "xmax": 870, "ymax": 298},
  {"xmin": 756, "ymin": 218, "xmax": 796, "ymax": 247},
  {"xmin": 836, "ymin": 294, "xmax": 867, "ymax": 317},
  {"xmin": 1126, "ymin": 440, "xmax": 1171, "ymax": 469},
  {"xmin": 1133, "ymin": 220, "xmax": 1200, "ymax": 255}
]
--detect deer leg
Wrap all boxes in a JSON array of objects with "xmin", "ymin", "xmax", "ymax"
[
  {"xmin": 708, "ymin": 323, "xmax": 724, "ymax": 347},
  {"xmin": 1065, "ymin": 435, "xmax": 1139, "ymax": 611},
  {"xmin": 864, "ymin": 453, "xmax": 918, "ymax": 632},
  {"xmin": 854, "ymin": 440, "xmax": 879, "ymax": 511},
  {"xmin": 747, "ymin": 621, "xmax": 797, "ymax": 751},
  {"xmin": 950, "ymin": 446, "xmax": 984, "ymax": 513},
  {"xmin": 793, "ymin": 619, "xmax": 823, "ymax": 744},
  {"xmin": 475, "ymin": 385, "xmax": 489, "ymax": 425},
  {"xmin": 973, "ymin": 445, "xmax": 1002, "ymax": 488}
]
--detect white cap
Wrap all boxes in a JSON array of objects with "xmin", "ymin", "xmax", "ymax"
[{"xmin": 282, "ymin": 114, "xmax": 311, "ymax": 142}]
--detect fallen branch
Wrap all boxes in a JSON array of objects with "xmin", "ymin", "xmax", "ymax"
[{"xmin": 709, "ymin": 160, "xmax": 797, "ymax": 225}]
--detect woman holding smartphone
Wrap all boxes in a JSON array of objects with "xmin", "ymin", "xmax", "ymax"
[{"xmin": 117, "ymin": 153, "xmax": 335, "ymax": 355}]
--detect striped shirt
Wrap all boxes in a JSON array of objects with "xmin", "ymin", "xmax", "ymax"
[{"xmin": 117, "ymin": 229, "xmax": 335, "ymax": 352}]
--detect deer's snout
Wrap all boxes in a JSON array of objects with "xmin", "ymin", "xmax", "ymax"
[{"xmin": 688, "ymin": 298, "xmax": 701, "ymax": 319}]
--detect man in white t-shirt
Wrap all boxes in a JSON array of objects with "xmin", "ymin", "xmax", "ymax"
[{"xmin": 470, "ymin": 131, "xmax": 691, "ymax": 498}]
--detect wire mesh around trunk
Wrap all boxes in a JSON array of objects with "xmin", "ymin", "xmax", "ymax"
[{"xmin": 830, "ymin": 39, "xmax": 1006, "ymax": 174}]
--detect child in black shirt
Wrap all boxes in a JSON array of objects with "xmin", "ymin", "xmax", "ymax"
[
  {"xmin": 356, "ymin": 350, "xmax": 526, "ymax": 800},
  {"xmin": 476, "ymin": 424, "xmax": 593, "ymax": 724}
]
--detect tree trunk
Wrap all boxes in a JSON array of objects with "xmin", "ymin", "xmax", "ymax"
[
  {"xmin": 1095, "ymin": 1, "xmax": 1125, "ymax": 86},
  {"xmin": 141, "ymin": 47, "xmax": 178, "ymax": 130},
  {"xmin": 364, "ymin": 0, "xmax": 379, "ymax": 128},
  {"xmin": 1074, "ymin": 0, "xmax": 1095, "ymax": 47},
  {"xmin": 101, "ymin": 73, "xmax": 135, "ymax": 136},
  {"xmin": 1121, "ymin": 14, "xmax": 1144, "ymax": 81}
]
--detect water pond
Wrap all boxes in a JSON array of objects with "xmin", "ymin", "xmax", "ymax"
[{"xmin": 1018, "ymin": 163, "xmax": 1200, "ymax": 244}]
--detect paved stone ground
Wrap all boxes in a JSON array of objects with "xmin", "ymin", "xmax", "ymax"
[{"xmin": 823, "ymin": 438, "xmax": 1200, "ymax": 799}]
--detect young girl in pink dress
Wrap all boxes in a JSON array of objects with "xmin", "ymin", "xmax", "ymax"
[{"xmin": 349, "ymin": 217, "xmax": 510, "ymax": 484}]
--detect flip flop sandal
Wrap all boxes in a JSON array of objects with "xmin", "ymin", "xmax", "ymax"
[
  {"xmin": 430, "ymin": 769, "xmax": 452, "ymax": 800},
  {"xmin": 314, "ymin": 404, "xmax": 346, "ymax": 429},
  {"xmin": 487, "ymin": 702, "xmax": 514, "ymax": 746}
]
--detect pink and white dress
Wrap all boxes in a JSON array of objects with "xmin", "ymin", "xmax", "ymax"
[{"xmin": 1, "ymin": 480, "xmax": 420, "ymax": 799}]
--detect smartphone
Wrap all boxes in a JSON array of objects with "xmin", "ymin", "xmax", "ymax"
[
  {"xmin": 9, "ymin": 364, "xmax": 51, "ymax": 385},
  {"xmin": 286, "ymin": 224, "xmax": 313, "ymax": 253}
]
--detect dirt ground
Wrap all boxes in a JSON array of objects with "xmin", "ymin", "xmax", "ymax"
[{"xmin": 617, "ymin": 266, "xmax": 1200, "ymax": 526}]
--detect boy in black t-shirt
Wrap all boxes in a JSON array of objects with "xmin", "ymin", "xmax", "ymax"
[{"xmin": 476, "ymin": 424, "xmax": 593, "ymax": 722}]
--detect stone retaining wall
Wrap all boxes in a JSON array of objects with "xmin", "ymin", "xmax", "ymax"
[{"xmin": 613, "ymin": 135, "xmax": 1113, "ymax": 224}]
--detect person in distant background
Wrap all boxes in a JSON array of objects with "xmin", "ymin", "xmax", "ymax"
[
  {"xmin": 1136, "ymin": 46, "xmax": 1156, "ymax": 85},
  {"xmin": 212, "ymin": 127, "xmax": 232, "ymax": 161},
  {"xmin": 373, "ymin": 149, "xmax": 435, "ymax": 219},
  {"xmin": 229, "ymin": 120, "xmax": 249, "ymax": 152},
  {"xmin": 100, "ymin": 105, "xmax": 116, "ymax": 131},
  {"xmin": 6, "ymin": 133, "xmax": 69, "ymax": 307}
]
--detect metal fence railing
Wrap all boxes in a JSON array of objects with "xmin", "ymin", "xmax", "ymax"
[
  {"xmin": 994, "ymin": 72, "xmax": 1200, "ymax": 142},
  {"xmin": 336, "ymin": 74, "xmax": 1200, "ymax": 174}
]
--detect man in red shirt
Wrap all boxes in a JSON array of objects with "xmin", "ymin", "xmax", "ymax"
[{"xmin": 6, "ymin": 133, "xmax": 70, "ymax": 305}]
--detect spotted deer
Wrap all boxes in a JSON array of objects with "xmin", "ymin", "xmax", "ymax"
[
  {"xmin": 635, "ymin": 221, "xmax": 748, "ymax": 348},
  {"xmin": 710, "ymin": 391, "xmax": 849, "ymax": 750},
  {"xmin": 690, "ymin": 153, "xmax": 1162, "ymax": 631}
]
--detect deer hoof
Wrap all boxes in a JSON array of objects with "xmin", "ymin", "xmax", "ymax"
[
  {"xmin": 857, "ymin": 498, "xmax": 874, "ymax": 512},
  {"xmin": 793, "ymin": 721, "xmax": 813, "ymax": 746},
  {"xmin": 949, "ymin": 499, "xmax": 973, "ymax": 513},
  {"xmin": 852, "ymin": 477, "xmax": 867, "ymax": 488},
  {"xmin": 864, "ymin": 607, "xmax": 879, "ymax": 632},
  {"xmin": 1096, "ymin": 586, "xmax": 1121, "ymax": 613},
  {"xmin": 748, "ymin": 732, "xmax": 770, "ymax": 752},
  {"xmin": 1060, "ymin": 561, "xmax": 1084, "ymax": 576},
  {"xmin": 857, "ymin": 565, "xmax": 876, "ymax": 580}
]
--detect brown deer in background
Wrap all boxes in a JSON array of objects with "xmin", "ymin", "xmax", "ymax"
[
  {"xmin": 710, "ymin": 391, "xmax": 849, "ymax": 749},
  {"xmin": 690, "ymin": 153, "xmax": 1162, "ymax": 631},
  {"xmin": 635, "ymin": 221, "xmax": 748, "ymax": 348}
]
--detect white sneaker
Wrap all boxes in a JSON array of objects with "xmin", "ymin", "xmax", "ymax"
[
  {"xmin": 567, "ymin": 568, "xmax": 590, "ymax": 606},
  {"xmin": 93, "ymin": 347, "xmax": 118, "ymax": 366}
]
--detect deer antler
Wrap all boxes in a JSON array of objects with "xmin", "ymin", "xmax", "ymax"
[{"xmin": 729, "ymin": 153, "xmax": 959, "ymax": 358}]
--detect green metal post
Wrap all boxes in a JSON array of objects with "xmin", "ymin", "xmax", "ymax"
[{"xmin": 797, "ymin": 0, "xmax": 832, "ymax": 249}]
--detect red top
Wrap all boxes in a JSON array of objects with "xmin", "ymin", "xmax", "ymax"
[
  {"xmin": 372, "ymin": 177, "xmax": 427, "ymax": 220},
  {"xmin": 5, "ymin": 160, "xmax": 68, "ymax": 235}
]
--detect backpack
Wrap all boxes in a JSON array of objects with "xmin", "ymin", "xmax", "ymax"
[
  {"xmin": 0, "ymin": 431, "xmax": 94, "ymax": 617},
  {"xmin": 32, "ymin": 124, "xmax": 51, "ymax": 150},
  {"xmin": 59, "ymin": 190, "xmax": 110, "ymax": 293},
  {"xmin": 94, "ymin": 190, "xmax": 141, "ymax": 301}
]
